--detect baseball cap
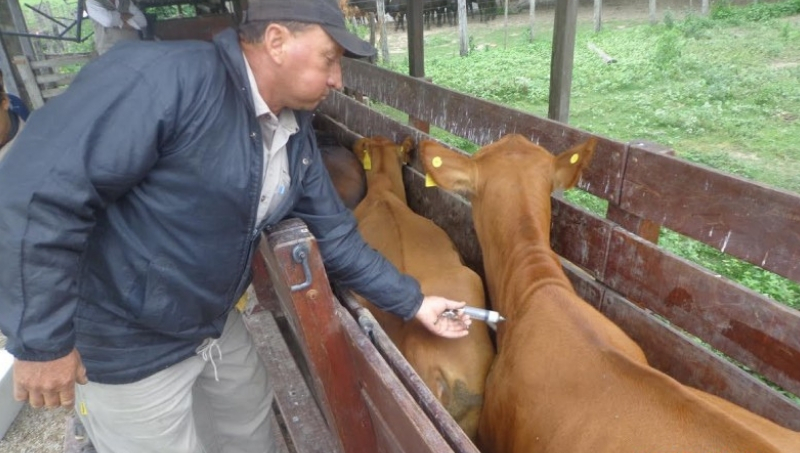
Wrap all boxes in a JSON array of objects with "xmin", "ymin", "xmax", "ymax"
[{"xmin": 245, "ymin": 0, "xmax": 376, "ymax": 58}]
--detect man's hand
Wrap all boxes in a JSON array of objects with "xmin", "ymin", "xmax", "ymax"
[
  {"xmin": 13, "ymin": 348, "xmax": 88, "ymax": 409},
  {"xmin": 415, "ymin": 296, "xmax": 472, "ymax": 338}
]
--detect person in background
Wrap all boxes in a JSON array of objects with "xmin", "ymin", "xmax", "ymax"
[
  {"xmin": 0, "ymin": 68, "xmax": 30, "ymax": 121},
  {"xmin": 0, "ymin": 0, "xmax": 473, "ymax": 452},
  {"xmin": 0, "ymin": 80, "xmax": 24, "ymax": 160},
  {"xmin": 84, "ymin": 0, "xmax": 148, "ymax": 55}
]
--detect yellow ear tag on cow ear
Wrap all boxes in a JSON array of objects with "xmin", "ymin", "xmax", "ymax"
[
  {"xmin": 425, "ymin": 173, "xmax": 438, "ymax": 187},
  {"xmin": 570, "ymin": 153, "xmax": 580, "ymax": 165},
  {"xmin": 363, "ymin": 150, "xmax": 372, "ymax": 170},
  {"xmin": 432, "ymin": 156, "xmax": 443, "ymax": 168}
]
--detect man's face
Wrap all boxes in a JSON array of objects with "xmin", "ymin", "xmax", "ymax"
[{"xmin": 274, "ymin": 25, "xmax": 344, "ymax": 111}]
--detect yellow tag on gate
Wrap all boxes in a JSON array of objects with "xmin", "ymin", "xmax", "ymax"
[
  {"xmin": 363, "ymin": 150, "xmax": 372, "ymax": 170},
  {"xmin": 425, "ymin": 173, "xmax": 437, "ymax": 187},
  {"xmin": 79, "ymin": 402, "xmax": 88, "ymax": 415}
]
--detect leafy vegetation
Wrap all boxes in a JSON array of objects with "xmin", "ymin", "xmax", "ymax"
[{"xmin": 377, "ymin": 1, "xmax": 800, "ymax": 308}]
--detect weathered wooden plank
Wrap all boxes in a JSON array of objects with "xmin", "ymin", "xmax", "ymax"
[
  {"xmin": 561, "ymin": 259, "xmax": 800, "ymax": 431},
  {"xmin": 29, "ymin": 53, "xmax": 91, "ymax": 70},
  {"xmin": 11, "ymin": 55, "xmax": 44, "ymax": 109},
  {"xmin": 550, "ymin": 194, "xmax": 612, "ymax": 279},
  {"xmin": 603, "ymin": 226, "xmax": 800, "ymax": 398},
  {"xmin": 153, "ymin": 14, "xmax": 234, "ymax": 41},
  {"xmin": 34, "ymin": 71, "xmax": 76, "ymax": 86},
  {"xmin": 336, "ymin": 289, "xmax": 480, "ymax": 453},
  {"xmin": 621, "ymin": 144, "xmax": 800, "ymax": 282},
  {"xmin": 317, "ymin": 91, "xmax": 433, "ymax": 165},
  {"xmin": 250, "ymin": 251, "xmax": 277, "ymax": 314},
  {"xmin": 337, "ymin": 304, "xmax": 458, "ymax": 453},
  {"xmin": 262, "ymin": 219, "xmax": 374, "ymax": 453},
  {"xmin": 336, "ymin": 60, "xmax": 625, "ymax": 203},
  {"xmin": 40, "ymin": 86, "xmax": 69, "ymax": 100},
  {"xmin": 243, "ymin": 309, "xmax": 338, "ymax": 453},
  {"xmin": 600, "ymin": 288, "xmax": 800, "ymax": 431}
]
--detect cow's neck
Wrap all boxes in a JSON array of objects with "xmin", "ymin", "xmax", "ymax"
[
  {"xmin": 366, "ymin": 157, "xmax": 406, "ymax": 204},
  {"xmin": 472, "ymin": 188, "xmax": 572, "ymax": 320}
]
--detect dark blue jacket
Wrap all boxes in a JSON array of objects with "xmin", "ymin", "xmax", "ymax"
[
  {"xmin": 0, "ymin": 28, "xmax": 423, "ymax": 384},
  {"xmin": 7, "ymin": 93, "xmax": 30, "ymax": 121}
]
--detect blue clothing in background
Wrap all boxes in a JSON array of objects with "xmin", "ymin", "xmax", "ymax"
[{"xmin": 7, "ymin": 93, "xmax": 30, "ymax": 121}]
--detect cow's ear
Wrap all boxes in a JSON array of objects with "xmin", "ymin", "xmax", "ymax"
[
  {"xmin": 420, "ymin": 140, "xmax": 476, "ymax": 194},
  {"xmin": 398, "ymin": 136, "xmax": 414, "ymax": 164},
  {"xmin": 554, "ymin": 137, "xmax": 596, "ymax": 190},
  {"xmin": 352, "ymin": 137, "xmax": 373, "ymax": 170}
]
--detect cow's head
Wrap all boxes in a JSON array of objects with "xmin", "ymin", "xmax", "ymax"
[
  {"xmin": 352, "ymin": 135, "xmax": 414, "ymax": 202},
  {"xmin": 419, "ymin": 134, "xmax": 596, "ymax": 198}
]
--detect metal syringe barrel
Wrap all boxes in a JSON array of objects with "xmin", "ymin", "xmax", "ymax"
[{"xmin": 462, "ymin": 306, "xmax": 505, "ymax": 323}]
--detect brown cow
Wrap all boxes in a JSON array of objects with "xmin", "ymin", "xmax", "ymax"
[
  {"xmin": 420, "ymin": 134, "xmax": 800, "ymax": 453},
  {"xmin": 352, "ymin": 135, "xmax": 495, "ymax": 440},
  {"xmin": 316, "ymin": 131, "xmax": 367, "ymax": 209}
]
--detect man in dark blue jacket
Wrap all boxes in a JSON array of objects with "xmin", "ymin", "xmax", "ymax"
[{"xmin": 0, "ymin": 0, "xmax": 471, "ymax": 451}]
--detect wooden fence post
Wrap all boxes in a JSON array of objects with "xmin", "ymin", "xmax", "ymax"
[{"xmin": 12, "ymin": 55, "xmax": 44, "ymax": 109}]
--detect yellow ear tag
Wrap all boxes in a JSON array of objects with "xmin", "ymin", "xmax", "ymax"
[
  {"xmin": 570, "ymin": 153, "xmax": 580, "ymax": 165},
  {"xmin": 432, "ymin": 156, "xmax": 443, "ymax": 168},
  {"xmin": 80, "ymin": 402, "xmax": 88, "ymax": 415},
  {"xmin": 363, "ymin": 150, "xmax": 372, "ymax": 170},
  {"xmin": 425, "ymin": 173, "xmax": 438, "ymax": 187}
]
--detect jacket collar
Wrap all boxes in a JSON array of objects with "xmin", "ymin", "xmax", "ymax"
[{"xmin": 213, "ymin": 28, "xmax": 257, "ymax": 115}]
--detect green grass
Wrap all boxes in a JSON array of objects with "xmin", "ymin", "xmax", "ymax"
[{"xmin": 377, "ymin": 2, "xmax": 800, "ymax": 307}]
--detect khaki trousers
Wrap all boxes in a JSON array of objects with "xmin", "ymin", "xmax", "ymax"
[{"xmin": 74, "ymin": 310, "xmax": 275, "ymax": 453}]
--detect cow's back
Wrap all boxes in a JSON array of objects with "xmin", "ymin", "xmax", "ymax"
[{"xmin": 354, "ymin": 171, "xmax": 494, "ymax": 440}]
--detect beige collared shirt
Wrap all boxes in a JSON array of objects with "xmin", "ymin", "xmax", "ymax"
[{"xmin": 244, "ymin": 56, "xmax": 299, "ymax": 225}]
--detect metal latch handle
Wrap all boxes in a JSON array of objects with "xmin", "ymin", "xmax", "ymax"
[{"xmin": 289, "ymin": 244, "xmax": 313, "ymax": 291}]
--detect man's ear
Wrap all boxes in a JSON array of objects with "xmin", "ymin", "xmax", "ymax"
[
  {"xmin": 0, "ymin": 94, "xmax": 9, "ymax": 112},
  {"xmin": 264, "ymin": 23, "xmax": 291, "ymax": 63}
]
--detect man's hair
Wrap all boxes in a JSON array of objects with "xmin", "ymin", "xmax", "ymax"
[{"xmin": 238, "ymin": 20, "xmax": 315, "ymax": 44}]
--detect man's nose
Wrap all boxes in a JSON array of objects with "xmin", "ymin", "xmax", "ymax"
[{"xmin": 329, "ymin": 65, "xmax": 343, "ymax": 90}]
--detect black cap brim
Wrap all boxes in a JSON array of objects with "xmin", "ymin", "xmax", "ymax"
[{"xmin": 321, "ymin": 24, "xmax": 376, "ymax": 58}]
